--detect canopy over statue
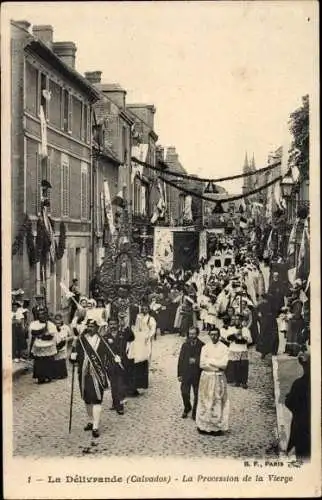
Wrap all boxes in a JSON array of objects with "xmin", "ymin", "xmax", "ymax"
[{"xmin": 97, "ymin": 240, "xmax": 150, "ymax": 304}]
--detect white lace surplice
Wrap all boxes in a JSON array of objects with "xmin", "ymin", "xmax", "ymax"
[{"xmin": 196, "ymin": 342, "xmax": 230, "ymax": 433}]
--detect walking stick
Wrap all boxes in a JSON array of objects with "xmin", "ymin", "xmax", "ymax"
[{"xmin": 69, "ymin": 362, "xmax": 76, "ymax": 433}]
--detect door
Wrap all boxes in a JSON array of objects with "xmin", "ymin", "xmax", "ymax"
[{"xmin": 173, "ymin": 231, "xmax": 199, "ymax": 271}]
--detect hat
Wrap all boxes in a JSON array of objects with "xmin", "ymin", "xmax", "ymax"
[{"xmin": 86, "ymin": 318, "xmax": 98, "ymax": 326}]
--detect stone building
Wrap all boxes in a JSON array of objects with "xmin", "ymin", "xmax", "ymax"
[
  {"xmin": 83, "ymin": 71, "xmax": 134, "ymax": 268},
  {"xmin": 126, "ymin": 104, "xmax": 159, "ymax": 256},
  {"xmin": 11, "ymin": 21, "xmax": 100, "ymax": 310}
]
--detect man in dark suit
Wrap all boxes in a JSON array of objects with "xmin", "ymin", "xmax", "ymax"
[
  {"xmin": 103, "ymin": 316, "xmax": 134, "ymax": 415},
  {"xmin": 177, "ymin": 326, "xmax": 204, "ymax": 420}
]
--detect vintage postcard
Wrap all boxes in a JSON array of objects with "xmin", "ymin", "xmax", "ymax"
[{"xmin": 1, "ymin": 1, "xmax": 321, "ymax": 498}]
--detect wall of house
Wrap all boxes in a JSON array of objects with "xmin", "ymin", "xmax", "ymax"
[{"xmin": 11, "ymin": 23, "xmax": 96, "ymax": 310}]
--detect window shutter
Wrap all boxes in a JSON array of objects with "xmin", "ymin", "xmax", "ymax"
[
  {"xmin": 61, "ymin": 153, "xmax": 70, "ymax": 217},
  {"xmin": 36, "ymin": 148, "xmax": 41, "ymax": 215},
  {"xmin": 86, "ymin": 106, "xmax": 91, "ymax": 144},
  {"xmin": 81, "ymin": 162, "xmax": 89, "ymax": 220}
]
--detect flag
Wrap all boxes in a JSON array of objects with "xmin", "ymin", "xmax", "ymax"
[
  {"xmin": 42, "ymin": 205, "xmax": 56, "ymax": 263},
  {"xmin": 239, "ymin": 199, "xmax": 246, "ymax": 213},
  {"xmin": 274, "ymin": 181, "xmax": 286, "ymax": 210},
  {"xmin": 296, "ymin": 219, "xmax": 309, "ymax": 282},
  {"xmin": 39, "ymin": 105, "xmax": 48, "ymax": 158},
  {"xmin": 59, "ymin": 281, "xmax": 74, "ymax": 299},
  {"xmin": 264, "ymin": 228, "xmax": 274, "ymax": 258},
  {"xmin": 103, "ymin": 180, "xmax": 116, "ymax": 235},
  {"xmin": 183, "ymin": 195, "xmax": 193, "ymax": 222},
  {"xmin": 112, "ymin": 190, "xmax": 126, "ymax": 208},
  {"xmin": 287, "ymin": 218, "xmax": 299, "ymax": 285},
  {"xmin": 239, "ymin": 216, "xmax": 248, "ymax": 229},
  {"xmin": 151, "ymin": 179, "xmax": 166, "ymax": 224},
  {"xmin": 291, "ymin": 165, "xmax": 300, "ymax": 183}
]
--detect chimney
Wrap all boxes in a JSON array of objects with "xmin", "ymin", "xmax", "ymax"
[
  {"xmin": 166, "ymin": 146, "xmax": 178, "ymax": 163},
  {"xmin": 53, "ymin": 41, "xmax": 77, "ymax": 69},
  {"xmin": 156, "ymin": 146, "xmax": 165, "ymax": 164},
  {"xmin": 84, "ymin": 71, "xmax": 102, "ymax": 84},
  {"xmin": 32, "ymin": 25, "xmax": 53, "ymax": 48},
  {"xmin": 14, "ymin": 20, "xmax": 31, "ymax": 31}
]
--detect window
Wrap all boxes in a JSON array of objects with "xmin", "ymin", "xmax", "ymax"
[
  {"xmin": 82, "ymin": 104, "xmax": 91, "ymax": 143},
  {"xmin": 141, "ymin": 183, "xmax": 147, "ymax": 216},
  {"xmin": 62, "ymin": 89, "xmax": 71, "ymax": 133},
  {"xmin": 83, "ymin": 105, "xmax": 88, "ymax": 142},
  {"xmin": 86, "ymin": 106, "xmax": 91, "ymax": 144},
  {"xmin": 122, "ymin": 126, "xmax": 128, "ymax": 164},
  {"xmin": 61, "ymin": 153, "xmax": 70, "ymax": 217},
  {"xmin": 81, "ymin": 162, "xmax": 89, "ymax": 219},
  {"xmin": 133, "ymin": 176, "xmax": 141, "ymax": 216},
  {"xmin": 49, "ymin": 80, "xmax": 62, "ymax": 129},
  {"xmin": 72, "ymin": 96, "xmax": 82, "ymax": 140},
  {"xmin": 25, "ymin": 61, "xmax": 38, "ymax": 115},
  {"xmin": 39, "ymin": 72, "xmax": 49, "ymax": 118}
]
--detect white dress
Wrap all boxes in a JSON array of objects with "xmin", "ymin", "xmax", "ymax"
[{"xmin": 196, "ymin": 342, "xmax": 230, "ymax": 433}]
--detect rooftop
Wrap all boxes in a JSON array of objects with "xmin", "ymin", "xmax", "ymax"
[{"xmin": 97, "ymin": 83, "xmax": 126, "ymax": 93}]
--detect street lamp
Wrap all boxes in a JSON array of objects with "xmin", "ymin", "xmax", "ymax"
[
  {"xmin": 281, "ymin": 174, "xmax": 294, "ymax": 224},
  {"xmin": 281, "ymin": 175, "xmax": 294, "ymax": 198}
]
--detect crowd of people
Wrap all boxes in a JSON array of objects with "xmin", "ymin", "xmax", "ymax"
[{"xmin": 11, "ymin": 229, "xmax": 310, "ymax": 457}]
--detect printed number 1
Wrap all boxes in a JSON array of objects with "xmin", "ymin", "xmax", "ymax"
[{"xmin": 28, "ymin": 476, "xmax": 31, "ymax": 483}]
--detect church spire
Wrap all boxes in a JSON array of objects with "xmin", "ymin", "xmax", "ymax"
[
  {"xmin": 243, "ymin": 152, "xmax": 249, "ymax": 171},
  {"xmin": 250, "ymin": 153, "xmax": 256, "ymax": 171}
]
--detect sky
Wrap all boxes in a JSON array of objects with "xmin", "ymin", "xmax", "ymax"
[{"xmin": 4, "ymin": 1, "xmax": 318, "ymax": 192}]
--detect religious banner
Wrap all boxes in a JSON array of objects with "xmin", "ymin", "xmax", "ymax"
[
  {"xmin": 199, "ymin": 230, "xmax": 207, "ymax": 260},
  {"xmin": 103, "ymin": 180, "xmax": 115, "ymax": 236},
  {"xmin": 153, "ymin": 227, "xmax": 173, "ymax": 273}
]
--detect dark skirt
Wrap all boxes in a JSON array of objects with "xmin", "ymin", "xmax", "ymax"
[
  {"xmin": 53, "ymin": 358, "xmax": 68, "ymax": 379},
  {"xmin": 133, "ymin": 360, "xmax": 149, "ymax": 389},
  {"xmin": 79, "ymin": 373, "xmax": 104, "ymax": 404},
  {"xmin": 12, "ymin": 324, "xmax": 27, "ymax": 357},
  {"xmin": 33, "ymin": 356, "xmax": 56, "ymax": 381},
  {"xmin": 225, "ymin": 360, "xmax": 234, "ymax": 384}
]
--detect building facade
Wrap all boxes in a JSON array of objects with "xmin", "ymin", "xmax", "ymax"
[
  {"xmin": 84, "ymin": 71, "xmax": 134, "ymax": 270},
  {"xmin": 11, "ymin": 21, "xmax": 100, "ymax": 309},
  {"xmin": 127, "ymin": 104, "xmax": 159, "ymax": 256}
]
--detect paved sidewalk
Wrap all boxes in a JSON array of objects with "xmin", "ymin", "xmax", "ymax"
[{"xmin": 272, "ymin": 354, "xmax": 303, "ymax": 456}]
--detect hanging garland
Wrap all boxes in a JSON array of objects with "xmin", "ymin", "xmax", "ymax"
[
  {"xmin": 131, "ymin": 156, "xmax": 281, "ymax": 184},
  {"xmin": 160, "ymin": 174, "xmax": 283, "ymax": 204},
  {"xmin": 12, "ymin": 217, "xmax": 27, "ymax": 256},
  {"xmin": 56, "ymin": 221, "xmax": 66, "ymax": 260},
  {"xmin": 12, "ymin": 214, "xmax": 37, "ymax": 266}
]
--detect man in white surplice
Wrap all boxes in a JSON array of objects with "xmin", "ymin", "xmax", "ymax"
[{"xmin": 129, "ymin": 303, "xmax": 156, "ymax": 391}]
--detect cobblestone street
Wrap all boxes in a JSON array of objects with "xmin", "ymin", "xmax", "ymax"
[{"xmin": 13, "ymin": 333, "xmax": 278, "ymax": 458}]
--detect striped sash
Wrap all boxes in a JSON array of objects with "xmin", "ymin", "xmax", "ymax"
[{"xmin": 79, "ymin": 336, "xmax": 108, "ymax": 399}]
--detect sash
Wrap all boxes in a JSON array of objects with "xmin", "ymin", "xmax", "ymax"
[{"xmin": 79, "ymin": 336, "xmax": 108, "ymax": 392}]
